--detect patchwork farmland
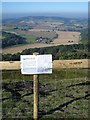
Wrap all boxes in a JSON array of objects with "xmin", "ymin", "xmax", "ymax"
[{"xmin": 1, "ymin": 31, "xmax": 80, "ymax": 54}]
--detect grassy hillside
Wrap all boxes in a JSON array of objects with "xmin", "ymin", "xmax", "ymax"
[{"xmin": 2, "ymin": 68, "xmax": 90, "ymax": 119}]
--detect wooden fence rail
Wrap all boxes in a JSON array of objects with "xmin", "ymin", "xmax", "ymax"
[
  {"xmin": 0, "ymin": 59, "xmax": 89, "ymax": 70},
  {"xmin": 1, "ymin": 58, "xmax": 89, "ymax": 120}
]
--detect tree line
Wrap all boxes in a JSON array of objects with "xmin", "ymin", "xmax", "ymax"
[
  {"xmin": 2, "ymin": 44, "xmax": 89, "ymax": 61},
  {"xmin": 2, "ymin": 31, "xmax": 26, "ymax": 48}
]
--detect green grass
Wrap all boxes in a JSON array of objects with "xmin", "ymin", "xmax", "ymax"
[
  {"xmin": 0, "ymin": 35, "xmax": 5, "ymax": 39},
  {"xmin": 2, "ymin": 69, "xmax": 90, "ymax": 119},
  {"xmin": 3, "ymin": 26, "xmax": 15, "ymax": 33},
  {"xmin": 2, "ymin": 29, "xmax": 37, "ymax": 45},
  {"xmin": 24, "ymin": 35, "xmax": 37, "ymax": 43},
  {"xmin": 0, "ymin": 35, "xmax": 2, "ymax": 39}
]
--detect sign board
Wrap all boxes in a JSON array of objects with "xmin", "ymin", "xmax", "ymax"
[{"xmin": 20, "ymin": 55, "xmax": 52, "ymax": 74}]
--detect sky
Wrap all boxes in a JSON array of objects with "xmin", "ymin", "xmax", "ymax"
[
  {"xmin": 2, "ymin": 0, "xmax": 90, "ymax": 2},
  {"xmin": 2, "ymin": 2, "xmax": 88, "ymax": 18}
]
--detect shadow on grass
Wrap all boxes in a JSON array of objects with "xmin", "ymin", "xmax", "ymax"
[
  {"xmin": 67, "ymin": 81, "xmax": 90, "ymax": 88},
  {"xmin": 2, "ymin": 82, "xmax": 57, "ymax": 101},
  {"xmin": 39, "ymin": 93, "xmax": 90, "ymax": 119}
]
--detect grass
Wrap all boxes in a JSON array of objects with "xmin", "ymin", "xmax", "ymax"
[
  {"xmin": 52, "ymin": 31, "xmax": 80, "ymax": 45},
  {"xmin": 0, "ymin": 35, "xmax": 2, "ymax": 39},
  {"xmin": 3, "ymin": 26, "xmax": 14, "ymax": 32},
  {"xmin": 2, "ymin": 68, "xmax": 90, "ymax": 119},
  {"xmin": 23, "ymin": 35, "xmax": 37, "ymax": 43}
]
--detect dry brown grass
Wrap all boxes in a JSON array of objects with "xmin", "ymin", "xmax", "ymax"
[
  {"xmin": 1, "ymin": 43, "xmax": 53, "ymax": 54},
  {"xmin": 51, "ymin": 31, "xmax": 80, "ymax": 45}
]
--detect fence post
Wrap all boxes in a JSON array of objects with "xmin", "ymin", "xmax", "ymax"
[{"xmin": 33, "ymin": 52, "xmax": 39, "ymax": 120}]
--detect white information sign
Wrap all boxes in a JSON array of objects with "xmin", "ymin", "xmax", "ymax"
[{"xmin": 20, "ymin": 55, "xmax": 52, "ymax": 74}]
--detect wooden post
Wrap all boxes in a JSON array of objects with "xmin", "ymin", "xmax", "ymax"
[{"xmin": 33, "ymin": 53, "xmax": 39, "ymax": 120}]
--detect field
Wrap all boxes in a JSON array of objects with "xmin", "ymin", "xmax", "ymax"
[
  {"xmin": 16, "ymin": 29, "xmax": 57, "ymax": 40},
  {"xmin": 2, "ymin": 68, "xmax": 90, "ymax": 119},
  {"xmin": 1, "ymin": 31, "xmax": 80, "ymax": 54},
  {"xmin": 28, "ymin": 29, "xmax": 52, "ymax": 31},
  {"xmin": 1, "ymin": 43, "xmax": 53, "ymax": 54},
  {"xmin": 51, "ymin": 31, "xmax": 80, "ymax": 45},
  {"xmin": 0, "ymin": 35, "xmax": 2, "ymax": 39}
]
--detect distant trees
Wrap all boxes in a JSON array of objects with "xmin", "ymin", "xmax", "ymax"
[
  {"xmin": 1, "ymin": 27, "xmax": 89, "ymax": 61},
  {"xmin": 2, "ymin": 44, "xmax": 89, "ymax": 61},
  {"xmin": 80, "ymin": 28, "xmax": 88, "ymax": 44},
  {"xmin": 2, "ymin": 31, "xmax": 26, "ymax": 48}
]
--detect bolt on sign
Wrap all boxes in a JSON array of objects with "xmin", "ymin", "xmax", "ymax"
[{"xmin": 20, "ymin": 55, "xmax": 52, "ymax": 74}]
